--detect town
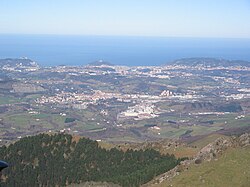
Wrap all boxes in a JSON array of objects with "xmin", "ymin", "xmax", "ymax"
[{"xmin": 0, "ymin": 57, "xmax": 249, "ymax": 144}]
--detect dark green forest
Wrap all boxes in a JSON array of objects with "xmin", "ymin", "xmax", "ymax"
[{"xmin": 0, "ymin": 134, "xmax": 184, "ymax": 187}]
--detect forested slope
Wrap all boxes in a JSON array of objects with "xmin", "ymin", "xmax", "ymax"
[{"xmin": 0, "ymin": 134, "xmax": 183, "ymax": 187}]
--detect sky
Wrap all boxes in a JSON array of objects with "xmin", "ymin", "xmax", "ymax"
[{"xmin": 0, "ymin": 0, "xmax": 250, "ymax": 38}]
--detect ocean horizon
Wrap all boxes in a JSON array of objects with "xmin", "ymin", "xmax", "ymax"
[{"xmin": 0, "ymin": 34, "xmax": 250, "ymax": 67}]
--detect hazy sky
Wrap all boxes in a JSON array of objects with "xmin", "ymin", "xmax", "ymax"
[{"xmin": 1, "ymin": 0, "xmax": 250, "ymax": 38}]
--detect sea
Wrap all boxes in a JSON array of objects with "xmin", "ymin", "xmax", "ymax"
[{"xmin": 0, "ymin": 34, "xmax": 250, "ymax": 67}]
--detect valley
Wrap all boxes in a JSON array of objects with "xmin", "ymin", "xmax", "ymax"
[{"xmin": 0, "ymin": 57, "xmax": 250, "ymax": 144}]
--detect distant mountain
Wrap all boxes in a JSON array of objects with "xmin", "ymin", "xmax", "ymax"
[
  {"xmin": 168, "ymin": 58, "xmax": 250, "ymax": 67},
  {"xmin": 88, "ymin": 60, "xmax": 114, "ymax": 66},
  {"xmin": 0, "ymin": 58, "xmax": 39, "ymax": 68}
]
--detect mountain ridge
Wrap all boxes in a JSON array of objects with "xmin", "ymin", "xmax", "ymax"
[{"xmin": 168, "ymin": 57, "xmax": 250, "ymax": 67}]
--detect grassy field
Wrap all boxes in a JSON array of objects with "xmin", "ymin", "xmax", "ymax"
[
  {"xmin": 157, "ymin": 145, "xmax": 198, "ymax": 159},
  {"xmin": 189, "ymin": 134, "xmax": 227, "ymax": 148},
  {"xmin": 156, "ymin": 147, "xmax": 250, "ymax": 187},
  {"xmin": 1, "ymin": 93, "xmax": 249, "ymax": 143},
  {"xmin": 0, "ymin": 94, "xmax": 40, "ymax": 105},
  {"xmin": 0, "ymin": 96, "xmax": 22, "ymax": 105},
  {"xmin": 5, "ymin": 113, "xmax": 55, "ymax": 130}
]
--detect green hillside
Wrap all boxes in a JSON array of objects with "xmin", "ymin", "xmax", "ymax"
[{"xmin": 157, "ymin": 147, "xmax": 250, "ymax": 187}]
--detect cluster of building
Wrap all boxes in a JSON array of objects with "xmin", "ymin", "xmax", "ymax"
[
  {"xmin": 119, "ymin": 103, "xmax": 160, "ymax": 120},
  {"xmin": 32, "ymin": 63, "xmax": 250, "ymax": 122},
  {"xmin": 36, "ymin": 90, "xmax": 121, "ymax": 106}
]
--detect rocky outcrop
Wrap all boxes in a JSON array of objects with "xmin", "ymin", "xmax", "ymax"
[
  {"xmin": 194, "ymin": 136, "xmax": 233, "ymax": 162},
  {"xmin": 143, "ymin": 133, "xmax": 250, "ymax": 186},
  {"xmin": 195, "ymin": 133, "xmax": 250, "ymax": 162},
  {"xmin": 238, "ymin": 133, "xmax": 250, "ymax": 147}
]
